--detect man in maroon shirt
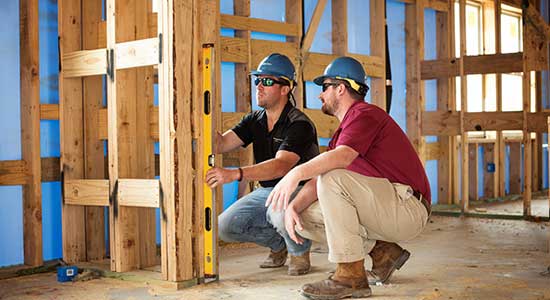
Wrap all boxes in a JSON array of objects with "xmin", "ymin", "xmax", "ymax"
[{"xmin": 266, "ymin": 56, "xmax": 431, "ymax": 299}]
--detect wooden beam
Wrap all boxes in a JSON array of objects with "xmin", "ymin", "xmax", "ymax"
[
  {"xmin": 303, "ymin": 53, "xmax": 384, "ymax": 81},
  {"xmin": 421, "ymin": 52, "xmax": 524, "ymax": 79},
  {"xmin": 370, "ymin": 0, "xmax": 386, "ymax": 110},
  {"xmin": 250, "ymin": 40, "xmax": 299, "ymax": 73},
  {"xmin": 62, "ymin": 49, "xmax": 108, "ymax": 78},
  {"xmin": 424, "ymin": 142, "xmax": 441, "ymax": 161},
  {"xmin": 115, "ymin": 37, "xmax": 159, "ymax": 70},
  {"xmin": 64, "ymin": 179, "xmax": 109, "ymax": 206},
  {"xmin": 82, "ymin": 0, "xmax": 106, "ymax": 262},
  {"xmin": 220, "ymin": 36, "xmax": 248, "ymax": 63},
  {"xmin": 422, "ymin": 111, "xmax": 550, "ymax": 135},
  {"xmin": 332, "ymin": 0, "xmax": 347, "ymax": 56},
  {"xmin": 301, "ymin": 0, "xmax": 328, "ymax": 54},
  {"xmin": 221, "ymin": 14, "xmax": 299, "ymax": 36},
  {"xmin": 304, "ymin": 109, "xmax": 340, "ymax": 139},
  {"xmin": 20, "ymin": 0, "xmax": 42, "ymax": 267},
  {"xmin": 117, "ymin": 179, "xmax": 159, "ymax": 208},
  {"xmin": 59, "ymin": 0, "xmax": 87, "ymax": 264},
  {"xmin": 523, "ymin": 14, "xmax": 533, "ymax": 217}
]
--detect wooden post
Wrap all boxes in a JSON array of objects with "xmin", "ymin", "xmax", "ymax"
[
  {"xmin": 509, "ymin": 142, "xmax": 521, "ymax": 194},
  {"xmin": 370, "ymin": 0, "xmax": 385, "ymax": 110},
  {"xmin": 332, "ymin": 0, "xmax": 347, "ymax": 55},
  {"xmin": 436, "ymin": 5, "xmax": 453, "ymax": 204},
  {"xmin": 234, "ymin": 0, "xmax": 254, "ymax": 199},
  {"xmin": 459, "ymin": 0, "xmax": 469, "ymax": 212},
  {"xmin": 59, "ymin": 0, "xmax": 87, "ymax": 264},
  {"xmin": 483, "ymin": 143, "xmax": 496, "ymax": 198},
  {"xmin": 405, "ymin": 0, "xmax": 425, "ymax": 162},
  {"xmin": 496, "ymin": 0, "xmax": 506, "ymax": 198},
  {"xmin": 468, "ymin": 143, "xmax": 478, "ymax": 201},
  {"xmin": 20, "ymin": 0, "xmax": 43, "ymax": 266},
  {"xmin": 82, "ymin": 0, "xmax": 105, "ymax": 261},
  {"xmin": 286, "ymin": 0, "xmax": 304, "ymax": 109},
  {"xmin": 522, "ymin": 23, "xmax": 532, "ymax": 217}
]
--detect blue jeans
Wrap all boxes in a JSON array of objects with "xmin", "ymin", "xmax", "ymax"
[{"xmin": 218, "ymin": 187, "xmax": 311, "ymax": 256}]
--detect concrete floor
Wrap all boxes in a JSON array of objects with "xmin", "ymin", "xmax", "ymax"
[{"xmin": 1, "ymin": 216, "xmax": 550, "ymax": 300}]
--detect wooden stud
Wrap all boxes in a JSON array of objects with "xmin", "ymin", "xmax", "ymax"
[
  {"xmin": 405, "ymin": 0, "xmax": 425, "ymax": 161},
  {"xmin": 117, "ymin": 179, "xmax": 160, "ymax": 208},
  {"xmin": 495, "ymin": 0, "xmax": 506, "ymax": 198},
  {"xmin": 468, "ymin": 143, "xmax": 478, "ymax": 201},
  {"xmin": 459, "ymin": 0, "xmax": 469, "ymax": 212},
  {"xmin": 332, "ymin": 0, "xmax": 347, "ymax": 56},
  {"xmin": 436, "ymin": 5, "xmax": 453, "ymax": 204},
  {"xmin": 234, "ymin": 0, "xmax": 254, "ymax": 198},
  {"xmin": 82, "ymin": 0, "xmax": 105, "ymax": 262},
  {"xmin": 286, "ymin": 0, "xmax": 304, "ymax": 109},
  {"xmin": 522, "ymin": 14, "xmax": 533, "ymax": 216},
  {"xmin": 509, "ymin": 142, "xmax": 521, "ymax": 194},
  {"xmin": 221, "ymin": 14, "xmax": 299, "ymax": 37},
  {"xmin": 59, "ymin": 0, "xmax": 87, "ymax": 264},
  {"xmin": 483, "ymin": 143, "xmax": 497, "ymax": 199},
  {"xmin": 370, "ymin": 0, "xmax": 386, "ymax": 110},
  {"xmin": 19, "ymin": 0, "xmax": 42, "ymax": 267}
]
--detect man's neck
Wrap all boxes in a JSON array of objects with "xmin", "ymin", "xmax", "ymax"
[
  {"xmin": 265, "ymin": 99, "xmax": 288, "ymax": 131},
  {"xmin": 334, "ymin": 98, "xmax": 356, "ymax": 122}
]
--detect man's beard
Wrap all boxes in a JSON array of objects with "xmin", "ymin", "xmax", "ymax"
[{"xmin": 321, "ymin": 102, "xmax": 336, "ymax": 116}]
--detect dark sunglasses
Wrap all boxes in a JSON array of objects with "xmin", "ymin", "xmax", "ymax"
[
  {"xmin": 254, "ymin": 77, "xmax": 288, "ymax": 87},
  {"xmin": 322, "ymin": 82, "xmax": 340, "ymax": 92}
]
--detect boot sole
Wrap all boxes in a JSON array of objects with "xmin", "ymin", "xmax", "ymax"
[
  {"xmin": 301, "ymin": 288, "xmax": 372, "ymax": 300},
  {"xmin": 368, "ymin": 249, "xmax": 410, "ymax": 285}
]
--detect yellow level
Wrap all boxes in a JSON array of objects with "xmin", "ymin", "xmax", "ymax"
[{"xmin": 202, "ymin": 44, "xmax": 217, "ymax": 279}]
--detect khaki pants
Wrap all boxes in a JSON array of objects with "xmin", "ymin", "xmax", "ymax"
[{"xmin": 297, "ymin": 169, "xmax": 429, "ymax": 263}]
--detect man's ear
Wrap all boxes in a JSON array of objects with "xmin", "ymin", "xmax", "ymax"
[{"xmin": 281, "ymin": 85, "xmax": 290, "ymax": 96}]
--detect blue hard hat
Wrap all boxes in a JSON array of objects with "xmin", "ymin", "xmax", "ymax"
[
  {"xmin": 251, "ymin": 53, "xmax": 296, "ymax": 86},
  {"xmin": 313, "ymin": 56, "xmax": 368, "ymax": 95}
]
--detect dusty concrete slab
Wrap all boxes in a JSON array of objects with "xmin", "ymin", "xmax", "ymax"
[{"xmin": 1, "ymin": 216, "xmax": 549, "ymax": 300}]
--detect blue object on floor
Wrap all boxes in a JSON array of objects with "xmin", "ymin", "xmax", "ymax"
[{"xmin": 57, "ymin": 266, "xmax": 78, "ymax": 282}]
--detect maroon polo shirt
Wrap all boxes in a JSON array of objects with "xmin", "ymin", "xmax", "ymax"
[{"xmin": 328, "ymin": 101, "xmax": 431, "ymax": 203}]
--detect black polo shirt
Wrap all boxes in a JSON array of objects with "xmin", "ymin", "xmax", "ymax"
[{"xmin": 231, "ymin": 101, "xmax": 319, "ymax": 187}]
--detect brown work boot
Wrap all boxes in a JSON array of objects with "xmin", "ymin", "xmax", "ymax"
[
  {"xmin": 301, "ymin": 259, "xmax": 372, "ymax": 299},
  {"xmin": 259, "ymin": 247, "xmax": 287, "ymax": 268},
  {"xmin": 288, "ymin": 251, "xmax": 311, "ymax": 276},
  {"xmin": 367, "ymin": 240, "xmax": 410, "ymax": 285}
]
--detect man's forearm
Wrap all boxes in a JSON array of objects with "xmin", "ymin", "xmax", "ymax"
[
  {"xmin": 241, "ymin": 158, "xmax": 295, "ymax": 182},
  {"xmin": 288, "ymin": 178, "xmax": 318, "ymax": 213},
  {"xmin": 289, "ymin": 146, "xmax": 357, "ymax": 183}
]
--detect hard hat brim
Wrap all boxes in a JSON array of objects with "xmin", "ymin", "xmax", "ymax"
[{"xmin": 313, "ymin": 75, "xmax": 330, "ymax": 85}]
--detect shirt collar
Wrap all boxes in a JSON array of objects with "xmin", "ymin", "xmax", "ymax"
[{"xmin": 258, "ymin": 100, "xmax": 293, "ymax": 129}]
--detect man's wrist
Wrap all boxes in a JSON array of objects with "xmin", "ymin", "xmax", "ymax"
[{"xmin": 236, "ymin": 167, "xmax": 243, "ymax": 182}]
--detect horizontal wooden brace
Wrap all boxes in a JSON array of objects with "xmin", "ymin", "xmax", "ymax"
[
  {"xmin": 117, "ymin": 179, "xmax": 159, "ymax": 208},
  {"xmin": 0, "ymin": 160, "xmax": 29, "ymax": 185},
  {"xmin": 62, "ymin": 48, "xmax": 108, "ymax": 78},
  {"xmin": 40, "ymin": 104, "xmax": 59, "ymax": 120},
  {"xmin": 221, "ymin": 14, "xmax": 300, "ymax": 36},
  {"xmin": 304, "ymin": 109, "xmax": 340, "ymax": 138},
  {"xmin": 64, "ymin": 179, "xmax": 109, "ymax": 206},
  {"xmin": 115, "ymin": 37, "xmax": 159, "ymax": 70},
  {"xmin": 422, "ymin": 111, "xmax": 550, "ymax": 136},
  {"xmin": 303, "ymin": 52, "xmax": 384, "ymax": 81},
  {"xmin": 221, "ymin": 36, "xmax": 248, "ymax": 63},
  {"xmin": 421, "ymin": 53, "xmax": 524, "ymax": 79}
]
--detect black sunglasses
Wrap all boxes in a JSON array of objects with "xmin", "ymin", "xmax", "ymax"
[
  {"xmin": 254, "ymin": 77, "xmax": 288, "ymax": 87},
  {"xmin": 322, "ymin": 82, "xmax": 340, "ymax": 92}
]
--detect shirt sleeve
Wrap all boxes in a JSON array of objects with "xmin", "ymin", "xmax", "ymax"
[
  {"xmin": 334, "ymin": 110, "xmax": 380, "ymax": 156},
  {"xmin": 231, "ymin": 112, "xmax": 255, "ymax": 147},
  {"xmin": 277, "ymin": 121, "xmax": 317, "ymax": 158}
]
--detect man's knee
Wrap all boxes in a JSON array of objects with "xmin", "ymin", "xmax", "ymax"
[
  {"xmin": 266, "ymin": 206, "xmax": 285, "ymax": 232},
  {"xmin": 218, "ymin": 211, "xmax": 248, "ymax": 242},
  {"xmin": 317, "ymin": 169, "xmax": 348, "ymax": 196}
]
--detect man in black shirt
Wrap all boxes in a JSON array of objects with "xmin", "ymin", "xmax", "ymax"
[{"xmin": 205, "ymin": 53, "xmax": 319, "ymax": 276}]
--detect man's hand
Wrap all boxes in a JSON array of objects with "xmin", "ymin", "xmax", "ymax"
[
  {"xmin": 266, "ymin": 170, "xmax": 300, "ymax": 211},
  {"xmin": 284, "ymin": 205, "xmax": 304, "ymax": 244},
  {"xmin": 205, "ymin": 167, "xmax": 239, "ymax": 188}
]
